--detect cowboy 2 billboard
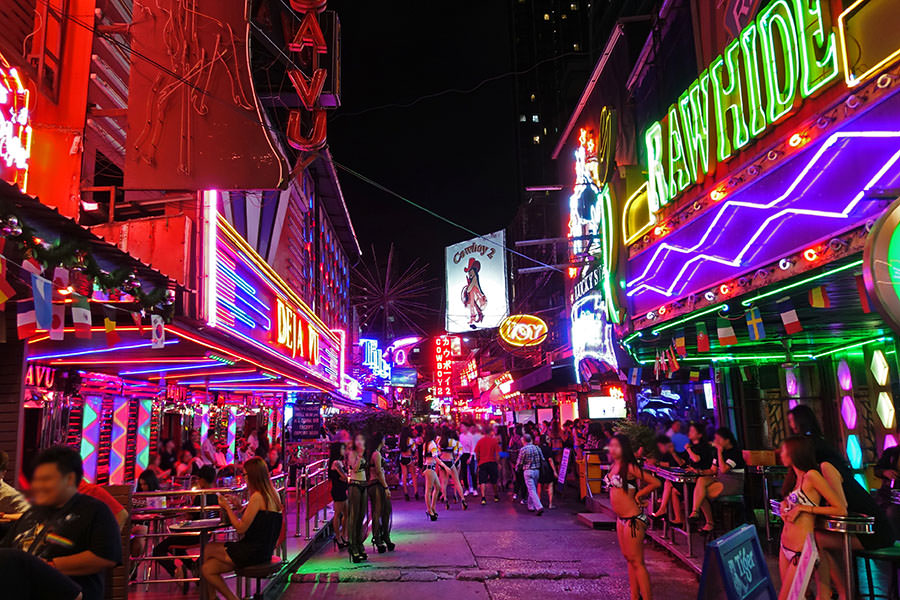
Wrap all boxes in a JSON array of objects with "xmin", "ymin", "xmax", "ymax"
[{"xmin": 445, "ymin": 230, "xmax": 509, "ymax": 333}]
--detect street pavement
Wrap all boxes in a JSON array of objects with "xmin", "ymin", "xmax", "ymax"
[{"xmin": 282, "ymin": 489, "xmax": 700, "ymax": 599}]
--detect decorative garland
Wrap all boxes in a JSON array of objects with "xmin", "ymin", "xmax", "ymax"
[{"xmin": 0, "ymin": 214, "xmax": 173, "ymax": 312}]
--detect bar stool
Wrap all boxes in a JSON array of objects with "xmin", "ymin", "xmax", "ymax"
[
  {"xmin": 235, "ymin": 556, "xmax": 283, "ymax": 599},
  {"xmin": 856, "ymin": 543, "xmax": 900, "ymax": 600}
]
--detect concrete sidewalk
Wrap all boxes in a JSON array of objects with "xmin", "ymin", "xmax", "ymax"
[{"xmin": 281, "ymin": 491, "xmax": 699, "ymax": 599}]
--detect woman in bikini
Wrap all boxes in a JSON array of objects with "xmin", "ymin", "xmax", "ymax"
[
  {"xmin": 778, "ymin": 436, "xmax": 846, "ymax": 600},
  {"xmin": 437, "ymin": 425, "xmax": 468, "ymax": 511},
  {"xmin": 398, "ymin": 427, "xmax": 419, "ymax": 501},
  {"xmin": 423, "ymin": 426, "xmax": 452, "ymax": 520},
  {"xmin": 606, "ymin": 433, "xmax": 661, "ymax": 600}
]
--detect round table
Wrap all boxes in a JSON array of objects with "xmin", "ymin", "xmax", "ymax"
[
  {"xmin": 820, "ymin": 513, "xmax": 875, "ymax": 598},
  {"xmin": 168, "ymin": 518, "xmax": 227, "ymax": 598}
]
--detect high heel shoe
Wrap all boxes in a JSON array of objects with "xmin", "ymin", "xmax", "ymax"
[
  {"xmin": 350, "ymin": 552, "xmax": 365, "ymax": 563},
  {"xmin": 429, "ymin": 511, "xmax": 438, "ymax": 521},
  {"xmin": 385, "ymin": 540, "xmax": 396, "ymax": 551},
  {"xmin": 376, "ymin": 542, "xmax": 387, "ymax": 554},
  {"xmin": 336, "ymin": 538, "xmax": 349, "ymax": 549},
  {"xmin": 405, "ymin": 492, "xmax": 410, "ymax": 501},
  {"xmin": 445, "ymin": 499, "xmax": 450, "ymax": 510},
  {"xmin": 462, "ymin": 499, "xmax": 468, "ymax": 510}
]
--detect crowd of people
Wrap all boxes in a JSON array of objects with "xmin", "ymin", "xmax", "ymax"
[{"xmin": 0, "ymin": 423, "xmax": 286, "ymax": 600}]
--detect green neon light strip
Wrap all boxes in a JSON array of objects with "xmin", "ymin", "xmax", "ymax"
[
  {"xmin": 651, "ymin": 303, "xmax": 728, "ymax": 335},
  {"xmin": 634, "ymin": 353, "xmax": 815, "ymax": 365},
  {"xmin": 741, "ymin": 260, "xmax": 862, "ymax": 307},
  {"xmin": 813, "ymin": 336, "xmax": 890, "ymax": 359},
  {"xmin": 623, "ymin": 332, "xmax": 642, "ymax": 345}
]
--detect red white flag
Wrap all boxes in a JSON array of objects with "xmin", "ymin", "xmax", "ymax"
[
  {"xmin": 49, "ymin": 303, "xmax": 65, "ymax": 340},
  {"xmin": 151, "ymin": 314, "xmax": 165, "ymax": 348}
]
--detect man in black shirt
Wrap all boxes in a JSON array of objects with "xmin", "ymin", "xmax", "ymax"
[{"xmin": 0, "ymin": 446, "xmax": 122, "ymax": 600}]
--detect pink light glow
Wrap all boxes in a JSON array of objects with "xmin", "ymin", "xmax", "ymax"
[
  {"xmin": 841, "ymin": 395, "xmax": 857, "ymax": 430},
  {"xmin": 785, "ymin": 369, "xmax": 799, "ymax": 397},
  {"xmin": 837, "ymin": 359, "xmax": 853, "ymax": 391},
  {"xmin": 202, "ymin": 190, "xmax": 219, "ymax": 327},
  {"xmin": 885, "ymin": 435, "xmax": 898, "ymax": 451},
  {"xmin": 788, "ymin": 398, "xmax": 799, "ymax": 410}
]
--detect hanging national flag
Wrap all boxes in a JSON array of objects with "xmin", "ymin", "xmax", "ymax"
[
  {"xmin": 71, "ymin": 294, "xmax": 92, "ymax": 338},
  {"xmin": 776, "ymin": 296, "xmax": 803, "ymax": 334},
  {"xmin": 666, "ymin": 346, "xmax": 680, "ymax": 373},
  {"xmin": 745, "ymin": 306, "xmax": 766, "ymax": 341},
  {"xmin": 21, "ymin": 255, "xmax": 42, "ymax": 275},
  {"xmin": 103, "ymin": 306, "xmax": 120, "ymax": 347},
  {"xmin": 0, "ymin": 239, "xmax": 16, "ymax": 309},
  {"xmin": 654, "ymin": 350, "xmax": 661, "ymax": 380},
  {"xmin": 131, "ymin": 310, "xmax": 145, "ymax": 334},
  {"xmin": 696, "ymin": 322, "xmax": 710, "ymax": 352},
  {"xmin": 31, "ymin": 274, "xmax": 53, "ymax": 329},
  {"xmin": 674, "ymin": 329, "xmax": 687, "ymax": 356},
  {"xmin": 856, "ymin": 275, "xmax": 871, "ymax": 313},
  {"xmin": 17, "ymin": 300, "xmax": 36, "ymax": 339},
  {"xmin": 628, "ymin": 367, "xmax": 641, "ymax": 386},
  {"xmin": 740, "ymin": 365, "xmax": 752, "ymax": 382},
  {"xmin": 808, "ymin": 285, "xmax": 830, "ymax": 308},
  {"xmin": 717, "ymin": 317, "xmax": 738, "ymax": 346},
  {"xmin": 689, "ymin": 369, "xmax": 700, "ymax": 382},
  {"xmin": 49, "ymin": 303, "xmax": 65, "ymax": 340},
  {"xmin": 52, "ymin": 267, "xmax": 70, "ymax": 298},
  {"xmin": 70, "ymin": 270, "xmax": 93, "ymax": 297},
  {"xmin": 151, "ymin": 314, "xmax": 165, "ymax": 348}
]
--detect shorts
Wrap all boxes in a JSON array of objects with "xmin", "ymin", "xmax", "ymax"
[
  {"xmin": 400, "ymin": 456, "xmax": 412, "ymax": 466},
  {"xmin": 478, "ymin": 462, "xmax": 499, "ymax": 484}
]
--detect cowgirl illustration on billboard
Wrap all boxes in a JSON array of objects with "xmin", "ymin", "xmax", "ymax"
[{"xmin": 461, "ymin": 258, "xmax": 487, "ymax": 328}]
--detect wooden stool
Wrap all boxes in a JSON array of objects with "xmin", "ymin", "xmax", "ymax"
[
  {"xmin": 856, "ymin": 544, "xmax": 900, "ymax": 600},
  {"xmin": 235, "ymin": 556, "xmax": 283, "ymax": 599}
]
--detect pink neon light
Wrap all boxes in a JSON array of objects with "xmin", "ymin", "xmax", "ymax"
[
  {"xmin": 627, "ymin": 131, "xmax": 900, "ymax": 298},
  {"xmin": 885, "ymin": 435, "xmax": 898, "ymax": 451},
  {"xmin": 841, "ymin": 395, "xmax": 857, "ymax": 430},
  {"xmin": 837, "ymin": 360, "xmax": 853, "ymax": 391},
  {"xmin": 108, "ymin": 398, "xmax": 129, "ymax": 484},
  {"xmin": 203, "ymin": 190, "xmax": 219, "ymax": 327}
]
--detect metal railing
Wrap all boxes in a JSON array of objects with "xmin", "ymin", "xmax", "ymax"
[{"xmin": 295, "ymin": 458, "xmax": 331, "ymax": 539}]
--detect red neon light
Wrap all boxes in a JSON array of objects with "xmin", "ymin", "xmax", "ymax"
[
  {"xmin": 803, "ymin": 248, "xmax": 819, "ymax": 262},
  {"xmin": 0, "ymin": 53, "xmax": 31, "ymax": 191},
  {"xmin": 433, "ymin": 335, "xmax": 454, "ymax": 397},
  {"xmin": 719, "ymin": 284, "xmax": 731, "ymax": 295},
  {"xmin": 150, "ymin": 368, "xmax": 256, "ymax": 381}
]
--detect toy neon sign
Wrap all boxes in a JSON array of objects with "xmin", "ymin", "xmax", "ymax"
[
  {"xmin": 499, "ymin": 314, "xmax": 548, "ymax": 347},
  {"xmin": 644, "ymin": 0, "xmax": 839, "ymax": 213},
  {"xmin": 275, "ymin": 297, "xmax": 319, "ymax": 363},
  {"xmin": 0, "ymin": 53, "xmax": 31, "ymax": 191}
]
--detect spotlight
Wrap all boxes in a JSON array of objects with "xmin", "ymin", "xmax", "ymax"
[
  {"xmin": 704, "ymin": 291, "xmax": 716, "ymax": 302},
  {"xmin": 710, "ymin": 189, "xmax": 725, "ymax": 201},
  {"xmin": 658, "ymin": 305, "xmax": 667, "ymax": 315},
  {"xmin": 779, "ymin": 259, "xmax": 793, "ymax": 271},
  {"xmin": 803, "ymin": 248, "xmax": 819, "ymax": 262},
  {"xmin": 788, "ymin": 132, "xmax": 807, "ymax": 148}
]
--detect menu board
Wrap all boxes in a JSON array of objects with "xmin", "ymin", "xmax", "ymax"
[
  {"xmin": 290, "ymin": 403, "xmax": 322, "ymax": 440},
  {"xmin": 698, "ymin": 524, "xmax": 776, "ymax": 600}
]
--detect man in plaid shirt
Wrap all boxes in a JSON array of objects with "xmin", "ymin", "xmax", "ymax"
[{"xmin": 515, "ymin": 434, "xmax": 544, "ymax": 515}]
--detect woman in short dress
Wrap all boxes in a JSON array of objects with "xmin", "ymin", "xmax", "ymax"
[
  {"xmin": 201, "ymin": 457, "xmax": 283, "ymax": 600},
  {"xmin": 689, "ymin": 427, "xmax": 745, "ymax": 533},
  {"xmin": 328, "ymin": 441, "xmax": 349, "ymax": 549}
]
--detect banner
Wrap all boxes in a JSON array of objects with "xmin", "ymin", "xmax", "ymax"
[{"xmin": 445, "ymin": 230, "xmax": 509, "ymax": 333}]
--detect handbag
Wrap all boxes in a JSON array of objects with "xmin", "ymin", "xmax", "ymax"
[{"xmin": 540, "ymin": 455, "xmax": 553, "ymax": 482}]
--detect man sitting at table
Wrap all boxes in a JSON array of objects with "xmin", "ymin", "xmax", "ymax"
[
  {"xmin": 0, "ymin": 446, "xmax": 122, "ymax": 600},
  {"xmin": 152, "ymin": 465, "xmax": 219, "ymax": 588}
]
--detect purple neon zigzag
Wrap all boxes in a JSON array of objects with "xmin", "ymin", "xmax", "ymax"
[{"xmin": 627, "ymin": 131, "xmax": 900, "ymax": 299}]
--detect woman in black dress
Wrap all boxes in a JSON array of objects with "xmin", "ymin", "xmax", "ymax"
[
  {"xmin": 328, "ymin": 442, "xmax": 349, "ymax": 549},
  {"xmin": 201, "ymin": 457, "xmax": 283, "ymax": 600},
  {"xmin": 367, "ymin": 432, "xmax": 395, "ymax": 553}
]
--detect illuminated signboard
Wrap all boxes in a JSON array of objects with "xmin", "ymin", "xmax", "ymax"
[
  {"xmin": 499, "ymin": 314, "xmax": 548, "ymax": 348},
  {"xmin": 644, "ymin": 0, "xmax": 840, "ymax": 213},
  {"xmin": 588, "ymin": 387, "xmax": 626, "ymax": 419},
  {"xmin": 573, "ymin": 292, "xmax": 618, "ymax": 383},
  {"xmin": 433, "ymin": 335, "xmax": 455, "ymax": 397},
  {"xmin": 202, "ymin": 191, "xmax": 342, "ymax": 386},
  {"xmin": 863, "ymin": 195, "xmax": 900, "ymax": 332},
  {"xmin": 445, "ymin": 230, "xmax": 509, "ymax": 333},
  {"xmin": 360, "ymin": 338, "xmax": 391, "ymax": 380},
  {"xmin": 0, "ymin": 52, "xmax": 31, "ymax": 190}
]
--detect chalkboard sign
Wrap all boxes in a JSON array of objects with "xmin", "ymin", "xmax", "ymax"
[
  {"xmin": 290, "ymin": 403, "xmax": 322, "ymax": 441},
  {"xmin": 698, "ymin": 524, "xmax": 776, "ymax": 600},
  {"xmin": 558, "ymin": 448, "xmax": 571, "ymax": 485}
]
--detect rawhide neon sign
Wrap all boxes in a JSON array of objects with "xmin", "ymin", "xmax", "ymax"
[
  {"xmin": 0, "ymin": 52, "xmax": 31, "ymax": 190},
  {"xmin": 645, "ymin": 0, "xmax": 840, "ymax": 213}
]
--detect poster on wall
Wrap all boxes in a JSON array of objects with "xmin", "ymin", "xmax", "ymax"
[{"xmin": 445, "ymin": 230, "xmax": 509, "ymax": 332}]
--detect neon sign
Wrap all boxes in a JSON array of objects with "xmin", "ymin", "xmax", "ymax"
[
  {"xmin": 499, "ymin": 314, "xmax": 548, "ymax": 348},
  {"xmin": 433, "ymin": 335, "xmax": 454, "ymax": 397},
  {"xmin": 644, "ymin": 0, "xmax": 839, "ymax": 213},
  {"xmin": 360, "ymin": 338, "xmax": 391, "ymax": 379},
  {"xmin": 275, "ymin": 297, "xmax": 319, "ymax": 363},
  {"xmin": 0, "ymin": 52, "xmax": 31, "ymax": 191},
  {"xmin": 572, "ymin": 292, "xmax": 618, "ymax": 383}
]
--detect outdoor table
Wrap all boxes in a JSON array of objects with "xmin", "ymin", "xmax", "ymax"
[
  {"xmin": 747, "ymin": 465, "xmax": 787, "ymax": 542},
  {"xmin": 645, "ymin": 464, "xmax": 698, "ymax": 556},
  {"xmin": 820, "ymin": 514, "xmax": 874, "ymax": 598},
  {"xmin": 168, "ymin": 518, "xmax": 227, "ymax": 598}
]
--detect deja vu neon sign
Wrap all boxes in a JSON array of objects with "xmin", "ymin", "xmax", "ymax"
[
  {"xmin": 275, "ymin": 297, "xmax": 320, "ymax": 364},
  {"xmin": 645, "ymin": 0, "xmax": 840, "ymax": 213},
  {"xmin": 0, "ymin": 53, "xmax": 31, "ymax": 190}
]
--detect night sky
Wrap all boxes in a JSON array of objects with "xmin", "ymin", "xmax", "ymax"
[{"xmin": 328, "ymin": 1, "xmax": 520, "ymax": 332}]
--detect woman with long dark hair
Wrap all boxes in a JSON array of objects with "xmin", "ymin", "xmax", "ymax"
[
  {"xmin": 689, "ymin": 427, "xmax": 745, "ymax": 533},
  {"xmin": 346, "ymin": 433, "xmax": 369, "ymax": 562},
  {"xmin": 423, "ymin": 426, "xmax": 451, "ymax": 520},
  {"xmin": 606, "ymin": 433, "xmax": 660, "ymax": 600},
  {"xmin": 777, "ymin": 437, "xmax": 845, "ymax": 600},
  {"xmin": 367, "ymin": 432, "xmax": 395, "ymax": 553},
  {"xmin": 788, "ymin": 405, "xmax": 896, "ymax": 599},
  {"xmin": 328, "ymin": 442, "xmax": 349, "ymax": 549},
  {"xmin": 398, "ymin": 426, "xmax": 419, "ymax": 501},
  {"xmin": 201, "ymin": 457, "xmax": 284, "ymax": 600},
  {"xmin": 437, "ymin": 425, "xmax": 467, "ymax": 510}
]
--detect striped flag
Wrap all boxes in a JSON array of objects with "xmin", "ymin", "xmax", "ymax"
[
  {"xmin": 628, "ymin": 367, "xmax": 641, "ymax": 386},
  {"xmin": 103, "ymin": 306, "xmax": 121, "ymax": 347},
  {"xmin": 808, "ymin": 285, "xmax": 830, "ymax": 308},
  {"xmin": 717, "ymin": 317, "xmax": 738, "ymax": 346},
  {"xmin": 696, "ymin": 322, "xmax": 710, "ymax": 352},
  {"xmin": 654, "ymin": 350, "xmax": 662, "ymax": 380},
  {"xmin": 31, "ymin": 275, "xmax": 53, "ymax": 329},
  {"xmin": 0, "ymin": 239, "xmax": 17, "ymax": 309},
  {"xmin": 17, "ymin": 300, "xmax": 36, "ymax": 339},
  {"xmin": 745, "ymin": 306, "xmax": 766, "ymax": 341},
  {"xmin": 666, "ymin": 346, "xmax": 680, "ymax": 372},
  {"xmin": 49, "ymin": 303, "xmax": 65, "ymax": 340},
  {"xmin": 777, "ymin": 297, "xmax": 802, "ymax": 334},
  {"xmin": 689, "ymin": 369, "xmax": 700, "ymax": 382},
  {"xmin": 856, "ymin": 275, "xmax": 871, "ymax": 313},
  {"xmin": 674, "ymin": 329, "xmax": 687, "ymax": 356},
  {"xmin": 71, "ymin": 294, "xmax": 92, "ymax": 338}
]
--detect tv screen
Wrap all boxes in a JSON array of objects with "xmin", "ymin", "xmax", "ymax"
[
  {"xmin": 588, "ymin": 395, "xmax": 626, "ymax": 419},
  {"xmin": 391, "ymin": 367, "xmax": 418, "ymax": 388}
]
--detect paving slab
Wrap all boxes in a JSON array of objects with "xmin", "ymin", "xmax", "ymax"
[
  {"xmin": 282, "ymin": 581, "xmax": 490, "ymax": 599},
  {"xmin": 486, "ymin": 577, "xmax": 696, "ymax": 600}
]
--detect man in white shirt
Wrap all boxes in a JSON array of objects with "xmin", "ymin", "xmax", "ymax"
[
  {"xmin": 459, "ymin": 424, "xmax": 475, "ymax": 495},
  {"xmin": 466, "ymin": 424, "xmax": 484, "ymax": 495}
]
